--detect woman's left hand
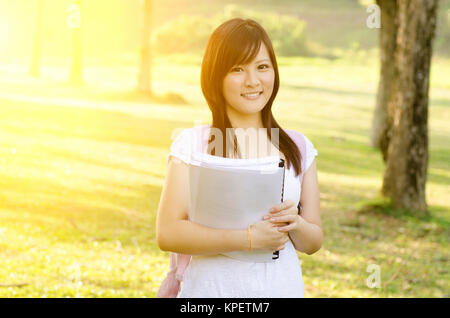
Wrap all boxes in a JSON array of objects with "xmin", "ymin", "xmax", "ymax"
[{"xmin": 263, "ymin": 200, "xmax": 301, "ymax": 232}]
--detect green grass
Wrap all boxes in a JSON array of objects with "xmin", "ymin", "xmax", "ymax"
[{"xmin": 0, "ymin": 51, "xmax": 448, "ymax": 297}]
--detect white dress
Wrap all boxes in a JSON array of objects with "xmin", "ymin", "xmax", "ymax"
[{"xmin": 166, "ymin": 125, "xmax": 318, "ymax": 298}]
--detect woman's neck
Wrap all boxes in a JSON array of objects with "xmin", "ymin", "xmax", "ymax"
[{"xmin": 226, "ymin": 107, "xmax": 264, "ymax": 130}]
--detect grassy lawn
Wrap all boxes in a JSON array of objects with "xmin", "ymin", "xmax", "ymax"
[{"xmin": 0, "ymin": 52, "xmax": 448, "ymax": 297}]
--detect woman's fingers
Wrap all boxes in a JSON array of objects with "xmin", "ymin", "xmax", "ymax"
[
  {"xmin": 264, "ymin": 206, "xmax": 297, "ymax": 220},
  {"xmin": 264, "ymin": 211, "xmax": 286, "ymax": 220},
  {"xmin": 269, "ymin": 200, "xmax": 295, "ymax": 213},
  {"xmin": 269, "ymin": 214, "xmax": 296, "ymax": 223},
  {"xmin": 277, "ymin": 224, "xmax": 295, "ymax": 232}
]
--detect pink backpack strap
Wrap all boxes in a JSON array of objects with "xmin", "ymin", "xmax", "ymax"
[
  {"xmin": 156, "ymin": 253, "xmax": 192, "ymax": 298},
  {"xmin": 175, "ymin": 253, "xmax": 192, "ymax": 281},
  {"xmin": 285, "ymin": 129, "xmax": 307, "ymax": 181}
]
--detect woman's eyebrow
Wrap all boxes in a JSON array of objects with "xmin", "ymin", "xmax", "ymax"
[{"xmin": 234, "ymin": 59, "xmax": 270, "ymax": 67}]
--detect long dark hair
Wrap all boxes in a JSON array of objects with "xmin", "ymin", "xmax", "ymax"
[{"xmin": 200, "ymin": 18, "xmax": 302, "ymax": 177}]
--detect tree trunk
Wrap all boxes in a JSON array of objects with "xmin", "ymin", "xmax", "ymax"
[
  {"xmin": 371, "ymin": 0, "xmax": 397, "ymax": 163},
  {"xmin": 381, "ymin": 0, "xmax": 438, "ymax": 215},
  {"xmin": 30, "ymin": 0, "xmax": 44, "ymax": 77},
  {"xmin": 69, "ymin": 0, "xmax": 84, "ymax": 85},
  {"xmin": 138, "ymin": 0, "xmax": 153, "ymax": 94}
]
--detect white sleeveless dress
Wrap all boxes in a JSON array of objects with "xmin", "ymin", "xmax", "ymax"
[{"xmin": 166, "ymin": 125, "xmax": 318, "ymax": 298}]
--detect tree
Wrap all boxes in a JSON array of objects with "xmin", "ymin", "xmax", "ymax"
[
  {"xmin": 370, "ymin": 0, "xmax": 397, "ymax": 158},
  {"xmin": 138, "ymin": 0, "xmax": 153, "ymax": 94},
  {"xmin": 380, "ymin": 0, "xmax": 438, "ymax": 215},
  {"xmin": 30, "ymin": 0, "xmax": 44, "ymax": 77}
]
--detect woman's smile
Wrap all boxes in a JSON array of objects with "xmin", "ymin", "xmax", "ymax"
[{"xmin": 241, "ymin": 91, "xmax": 263, "ymax": 100}]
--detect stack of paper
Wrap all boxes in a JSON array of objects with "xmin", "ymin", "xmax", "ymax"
[{"xmin": 188, "ymin": 153, "xmax": 285, "ymax": 263}]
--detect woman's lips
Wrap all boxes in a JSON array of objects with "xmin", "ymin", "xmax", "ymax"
[{"xmin": 241, "ymin": 91, "xmax": 262, "ymax": 100}]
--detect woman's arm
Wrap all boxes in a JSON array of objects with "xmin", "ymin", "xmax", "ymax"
[
  {"xmin": 265, "ymin": 159, "xmax": 323, "ymax": 254},
  {"xmin": 289, "ymin": 159, "xmax": 323, "ymax": 254},
  {"xmin": 156, "ymin": 157, "xmax": 249, "ymax": 255}
]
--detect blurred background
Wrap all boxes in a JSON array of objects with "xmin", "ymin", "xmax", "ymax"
[{"xmin": 0, "ymin": 0, "xmax": 448, "ymax": 297}]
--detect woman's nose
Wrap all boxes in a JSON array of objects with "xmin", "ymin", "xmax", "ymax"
[{"xmin": 244, "ymin": 70, "xmax": 260, "ymax": 88}]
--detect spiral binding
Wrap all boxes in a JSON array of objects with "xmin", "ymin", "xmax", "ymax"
[
  {"xmin": 280, "ymin": 159, "xmax": 285, "ymax": 203},
  {"xmin": 273, "ymin": 158, "xmax": 285, "ymax": 260}
]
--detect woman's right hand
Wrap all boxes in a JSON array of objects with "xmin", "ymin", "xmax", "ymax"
[{"xmin": 249, "ymin": 219, "xmax": 290, "ymax": 251}]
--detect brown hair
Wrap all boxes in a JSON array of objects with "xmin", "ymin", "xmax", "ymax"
[{"xmin": 200, "ymin": 18, "xmax": 302, "ymax": 176}]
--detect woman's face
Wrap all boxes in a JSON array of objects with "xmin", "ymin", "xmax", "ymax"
[{"xmin": 222, "ymin": 43, "xmax": 275, "ymax": 118}]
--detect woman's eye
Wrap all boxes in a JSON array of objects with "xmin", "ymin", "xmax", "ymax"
[{"xmin": 231, "ymin": 64, "xmax": 269, "ymax": 73}]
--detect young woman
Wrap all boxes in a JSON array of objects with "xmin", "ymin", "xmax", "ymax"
[{"xmin": 156, "ymin": 18, "xmax": 322, "ymax": 298}]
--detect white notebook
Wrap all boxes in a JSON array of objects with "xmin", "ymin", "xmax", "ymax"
[{"xmin": 188, "ymin": 155, "xmax": 285, "ymax": 263}]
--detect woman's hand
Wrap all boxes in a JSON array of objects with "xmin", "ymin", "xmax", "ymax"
[
  {"xmin": 249, "ymin": 220, "xmax": 290, "ymax": 251},
  {"xmin": 263, "ymin": 200, "xmax": 301, "ymax": 233}
]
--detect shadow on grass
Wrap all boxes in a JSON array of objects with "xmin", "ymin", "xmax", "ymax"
[
  {"xmin": 0, "ymin": 97, "xmax": 193, "ymax": 149},
  {"xmin": 22, "ymin": 145, "xmax": 167, "ymax": 181},
  {"xmin": 430, "ymin": 97, "xmax": 450, "ymax": 108},
  {"xmin": 285, "ymin": 83, "xmax": 375, "ymax": 99},
  {"xmin": 0, "ymin": 174, "xmax": 163, "ymax": 235},
  {"xmin": 306, "ymin": 135, "xmax": 384, "ymax": 178},
  {"xmin": 356, "ymin": 196, "xmax": 450, "ymax": 230},
  {"xmin": 90, "ymin": 89, "xmax": 190, "ymax": 106},
  {"xmin": 0, "ymin": 78, "xmax": 190, "ymax": 106}
]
